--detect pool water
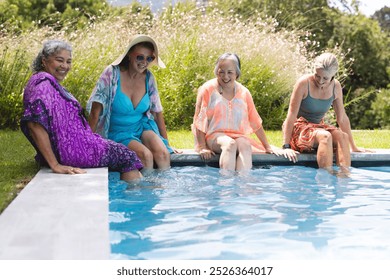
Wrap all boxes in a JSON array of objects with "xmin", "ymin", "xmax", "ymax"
[{"xmin": 108, "ymin": 166, "xmax": 390, "ymax": 260}]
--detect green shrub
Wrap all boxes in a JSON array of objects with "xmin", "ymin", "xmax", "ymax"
[
  {"xmin": 0, "ymin": 47, "xmax": 31, "ymax": 129},
  {"xmin": 369, "ymin": 89, "xmax": 390, "ymax": 129},
  {"xmin": 344, "ymin": 87, "xmax": 378, "ymax": 129},
  {"xmin": 151, "ymin": 6, "xmax": 310, "ymax": 130},
  {"xmin": 1, "ymin": 2, "xmax": 361, "ymax": 131}
]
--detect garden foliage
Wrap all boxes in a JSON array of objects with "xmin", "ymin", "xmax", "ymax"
[{"xmin": 0, "ymin": 0, "xmax": 389, "ymax": 130}]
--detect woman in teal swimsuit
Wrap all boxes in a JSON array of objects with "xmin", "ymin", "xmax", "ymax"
[
  {"xmin": 87, "ymin": 34, "xmax": 173, "ymax": 174},
  {"xmin": 282, "ymin": 52, "xmax": 372, "ymax": 171}
]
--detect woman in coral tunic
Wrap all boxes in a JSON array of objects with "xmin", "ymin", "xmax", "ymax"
[{"xmin": 192, "ymin": 53, "xmax": 290, "ymax": 172}]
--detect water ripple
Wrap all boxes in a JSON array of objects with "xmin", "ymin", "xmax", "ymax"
[{"xmin": 109, "ymin": 166, "xmax": 390, "ymax": 259}]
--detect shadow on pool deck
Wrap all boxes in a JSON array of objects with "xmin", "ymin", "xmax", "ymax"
[{"xmin": 0, "ymin": 149, "xmax": 389, "ymax": 259}]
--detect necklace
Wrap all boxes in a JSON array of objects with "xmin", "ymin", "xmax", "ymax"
[{"xmin": 218, "ymin": 83, "xmax": 236, "ymax": 97}]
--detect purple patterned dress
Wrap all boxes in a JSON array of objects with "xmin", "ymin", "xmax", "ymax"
[{"xmin": 20, "ymin": 72, "xmax": 143, "ymax": 173}]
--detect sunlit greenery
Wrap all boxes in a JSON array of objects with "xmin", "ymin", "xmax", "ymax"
[
  {"xmin": 1, "ymin": 0, "xmax": 389, "ymax": 131},
  {"xmin": 0, "ymin": 130, "xmax": 39, "ymax": 213},
  {"xmin": 1, "ymin": 1, "xmax": 315, "ymax": 130}
]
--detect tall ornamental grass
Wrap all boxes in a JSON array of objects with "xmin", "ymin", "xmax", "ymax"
[
  {"xmin": 1, "ymin": 2, "xmax": 333, "ymax": 130},
  {"xmin": 152, "ymin": 4, "xmax": 311, "ymax": 129},
  {"xmin": 0, "ymin": 47, "xmax": 31, "ymax": 129}
]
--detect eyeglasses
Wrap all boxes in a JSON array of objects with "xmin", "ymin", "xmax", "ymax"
[{"xmin": 132, "ymin": 53, "xmax": 155, "ymax": 63}]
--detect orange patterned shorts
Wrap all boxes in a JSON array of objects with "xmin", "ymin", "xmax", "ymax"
[{"xmin": 290, "ymin": 117, "xmax": 338, "ymax": 153}]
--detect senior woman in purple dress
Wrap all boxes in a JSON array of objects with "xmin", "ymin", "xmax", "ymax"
[{"xmin": 20, "ymin": 40, "xmax": 143, "ymax": 181}]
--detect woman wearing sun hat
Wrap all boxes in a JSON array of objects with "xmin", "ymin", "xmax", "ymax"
[{"xmin": 87, "ymin": 34, "xmax": 173, "ymax": 174}]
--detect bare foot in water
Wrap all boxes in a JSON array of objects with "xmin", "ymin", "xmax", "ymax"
[{"xmin": 125, "ymin": 178, "xmax": 163, "ymax": 189}]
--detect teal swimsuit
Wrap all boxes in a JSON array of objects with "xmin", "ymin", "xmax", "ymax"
[
  {"xmin": 298, "ymin": 81, "xmax": 335, "ymax": 124},
  {"xmin": 108, "ymin": 72, "xmax": 173, "ymax": 153}
]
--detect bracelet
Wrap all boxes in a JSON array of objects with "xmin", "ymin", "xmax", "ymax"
[{"xmin": 282, "ymin": 144, "xmax": 291, "ymax": 149}]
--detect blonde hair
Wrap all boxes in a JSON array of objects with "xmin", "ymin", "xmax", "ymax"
[{"xmin": 314, "ymin": 52, "xmax": 339, "ymax": 76}]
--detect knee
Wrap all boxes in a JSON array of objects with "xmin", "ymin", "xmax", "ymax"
[
  {"xmin": 223, "ymin": 139, "xmax": 238, "ymax": 153},
  {"xmin": 138, "ymin": 148, "xmax": 153, "ymax": 164},
  {"xmin": 153, "ymin": 149, "xmax": 170, "ymax": 163},
  {"xmin": 332, "ymin": 130, "xmax": 349, "ymax": 145},
  {"xmin": 238, "ymin": 139, "xmax": 252, "ymax": 154},
  {"xmin": 318, "ymin": 131, "xmax": 333, "ymax": 146}
]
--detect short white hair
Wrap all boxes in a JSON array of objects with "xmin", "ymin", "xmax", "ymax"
[
  {"xmin": 214, "ymin": 53, "xmax": 241, "ymax": 79},
  {"xmin": 314, "ymin": 52, "xmax": 339, "ymax": 76}
]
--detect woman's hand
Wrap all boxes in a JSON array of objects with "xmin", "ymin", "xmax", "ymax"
[
  {"xmin": 199, "ymin": 148, "xmax": 215, "ymax": 160},
  {"xmin": 52, "ymin": 163, "xmax": 87, "ymax": 175},
  {"xmin": 281, "ymin": 148, "xmax": 300, "ymax": 163},
  {"xmin": 266, "ymin": 146, "xmax": 299, "ymax": 163},
  {"xmin": 352, "ymin": 147, "xmax": 375, "ymax": 153},
  {"xmin": 264, "ymin": 146, "xmax": 275, "ymax": 154},
  {"xmin": 172, "ymin": 147, "xmax": 183, "ymax": 154}
]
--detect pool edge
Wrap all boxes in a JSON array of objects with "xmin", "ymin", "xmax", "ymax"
[
  {"xmin": 0, "ymin": 167, "xmax": 110, "ymax": 260},
  {"xmin": 171, "ymin": 149, "xmax": 390, "ymax": 167},
  {"xmin": 0, "ymin": 149, "xmax": 388, "ymax": 260}
]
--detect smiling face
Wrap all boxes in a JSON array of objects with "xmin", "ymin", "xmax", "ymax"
[
  {"xmin": 42, "ymin": 49, "xmax": 72, "ymax": 82},
  {"xmin": 128, "ymin": 45, "xmax": 154, "ymax": 73},
  {"xmin": 314, "ymin": 68, "xmax": 333, "ymax": 87},
  {"xmin": 216, "ymin": 59, "xmax": 237, "ymax": 87}
]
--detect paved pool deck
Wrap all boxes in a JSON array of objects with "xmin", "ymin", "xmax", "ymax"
[
  {"xmin": 0, "ymin": 149, "xmax": 389, "ymax": 259},
  {"xmin": 0, "ymin": 168, "xmax": 110, "ymax": 259}
]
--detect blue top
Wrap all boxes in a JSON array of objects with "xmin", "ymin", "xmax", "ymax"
[
  {"xmin": 297, "ymin": 81, "xmax": 335, "ymax": 124},
  {"xmin": 108, "ymin": 72, "xmax": 173, "ymax": 153}
]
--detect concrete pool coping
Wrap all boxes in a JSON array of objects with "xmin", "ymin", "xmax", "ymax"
[
  {"xmin": 0, "ymin": 149, "xmax": 389, "ymax": 259},
  {"xmin": 0, "ymin": 168, "xmax": 110, "ymax": 260},
  {"xmin": 171, "ymin": 148, "xmax": 390, "ymax": 168}
]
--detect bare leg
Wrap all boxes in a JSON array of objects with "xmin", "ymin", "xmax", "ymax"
[
  {"xmin": 120, "ymin": 169, "xmax": 142, "ymax": 182},
  {"xmin": 122, "ymin": 171, "xmax": 164, "ymax": 188},
  {"xmin": 212, "ymin": 135, "xmax": 237, "ymax": 171},
  {"xmin": 128, "ymin": 140, "xmax": 154, "ymax": 174},
  {"xmin": 331, "ymin": 130, "xmax": 351, "ymax": 167},
  {"xmin": 314, "ymin": 130, "xmax": 333, "ymax": 169},
  {"xmin": 141, "ymin": 130, "xmax": 170, "ymax": 170},
  {"xmin": 235, "ymin": 137, "xmax": 253, "ymax": 171}
]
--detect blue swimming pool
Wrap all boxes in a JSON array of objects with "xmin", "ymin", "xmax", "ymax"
[{"xmin": 108, "ymin": 165, "xmax": 390, "ymax": 260}]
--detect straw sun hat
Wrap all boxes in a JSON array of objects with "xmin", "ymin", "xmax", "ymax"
[{"xmin": 111, "ymin": 34, "xmax": 166, "ymax": 68}]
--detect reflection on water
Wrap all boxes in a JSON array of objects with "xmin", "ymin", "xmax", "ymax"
[{"xmin": 109, "ymin": 166, "xmax": 390, "ymax": 260}]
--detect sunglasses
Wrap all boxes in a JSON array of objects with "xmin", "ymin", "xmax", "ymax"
[{"xmin": 132, "ymin": 53, "xmax": 155, "ymax": 63}]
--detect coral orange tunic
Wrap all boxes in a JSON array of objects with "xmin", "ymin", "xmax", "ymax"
[{"xmin": 193, "ymin": 78, "xmax": 265, "ymax": 152}]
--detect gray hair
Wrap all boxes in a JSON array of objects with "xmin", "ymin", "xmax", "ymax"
[
  {"xmin": 32, "ymin": 40, "xmax": 72, "ymax": 72},
  {"xmin": 314, "ymin": 52, "xmax": 339, "ymax": 76},
  {"xmin": 214, "ymin": 53, "xmax": 241, "ymax": 79}
]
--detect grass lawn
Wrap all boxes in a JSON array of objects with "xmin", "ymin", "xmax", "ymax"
[
  {"xmin": 0, "ymin": 130, "xmax": 39, "ymax": 213},
  {"xmin": 1, "ymin": 129, "xmax": 389, "ymax": 213}
]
